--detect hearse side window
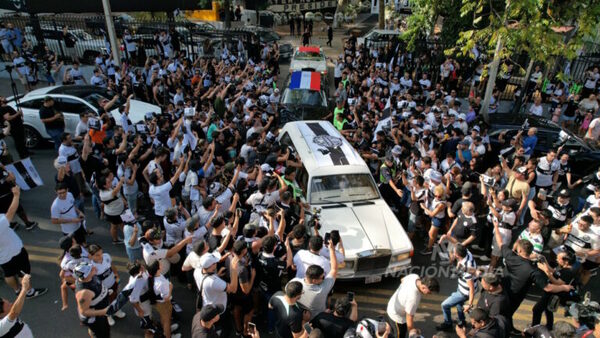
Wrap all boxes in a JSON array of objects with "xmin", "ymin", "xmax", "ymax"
[
  {"xmin": 279, "ymin": 132, "xmax": 292, "ymax": 147},
  {"xmin": 297, "ymin": 164, "xmax": 309, "ymax": 197}
]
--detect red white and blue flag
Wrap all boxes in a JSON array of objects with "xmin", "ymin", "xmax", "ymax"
[{"xmin": 289, "ymin": 71, "xmax": 321, "ymax": 91}]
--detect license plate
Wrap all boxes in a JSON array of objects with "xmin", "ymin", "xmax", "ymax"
[{"xmin": 365, "ymin": 275, "xmax": 382, "ymax": 284}]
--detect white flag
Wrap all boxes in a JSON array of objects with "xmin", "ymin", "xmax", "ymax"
[{"xmin": 5, "ymin": 157, "xmax": 43, "ymax": 190}]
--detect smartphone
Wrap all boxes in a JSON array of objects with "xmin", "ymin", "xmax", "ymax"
[
  {"xmin": 304, "ymin": 323, "xmax": 312, "ymax": 334},
  {"xmin": 248, "ymin": 322, "xmax": 256, "ymax": 332},
  {"xmin": 347, "ymin": 291, "xmax": 354, "ymax": 302},
  {"xmin": 324, "ymin": 232, "xmax": 331, "ymax": 245},
  {"xmin": 377, "ymin": 321, "xmax": 386, "ymax": 336}
]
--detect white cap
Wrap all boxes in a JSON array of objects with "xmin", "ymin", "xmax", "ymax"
[
  {"xmin": 199, "ymin": 252, "xmax": 221, "ymax": 269},
  {"xmin": 261, "ymin": 163, "xmax": 274, "ymax": 173},
  {"xmin": 423, "ymin": 125, "xmax": 433, "ymax": 131},
  {"xmin": 392, "ymin": 145, "xmax": 402, "ymax": 155},
  {"xmin": 458, "ymin": 113, "xmax": 466, "ymax": 120}
]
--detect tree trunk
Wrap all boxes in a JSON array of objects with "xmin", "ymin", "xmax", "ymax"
[
  {"xmin": 481, "ymin": 36, "xmax": 502, "ymax": 122},
  {"xmin": 379, "ymin": 0, "xmax": 385, "ymax": 29},
  {"xmin": 333, "ymin": 0, "xmax": 347, "ymax": 28}
]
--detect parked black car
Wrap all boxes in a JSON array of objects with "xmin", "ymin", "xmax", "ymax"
[{"xmin": 485, "ymin": 113, "xmax": 600, "ymax": 178}]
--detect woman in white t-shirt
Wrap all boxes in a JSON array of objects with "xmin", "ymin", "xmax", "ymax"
[
  {"xmin": 147, "ymin": 261, "xmax": 178, "ymax": 338},
  {"xmin": 117, "ymin": 157, "xmax": 139, "ymax": 216},
  {"xmin": 420, "ymin": 185, "xmax": 447, "ymax": 255},
  {"xmin": 98, "ymin": 173, "xmax": 126, "ymax": 244}
]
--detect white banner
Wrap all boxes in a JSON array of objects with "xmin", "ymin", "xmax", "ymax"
[{"xmin": 5, "ymin": 157, "xmax": 44, "ymax": 190}]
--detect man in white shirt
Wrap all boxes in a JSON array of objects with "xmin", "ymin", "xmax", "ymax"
[
  {"xmin": 291, "ymin": 240, "xmax": 338, "ymax": 319},
  {"xmin": 51, "ymin": 182, "xmax": 86, "ymax": 244},
  {"xmin": 148, "ymin": 156, "xmax": 185, "ymax": 219},
  {"xmin": 58, "ymin": 133, "xmax": 85, "ymax": 193},
  {"xmin": 0, "ymin": 186, "xmax": 47, "ymax": 300},
  {"xmin": 292, "ymin": 236, "xmax": 331, "ymax": 279},
  {"xmin": 386, "ymin": 274, "xmax": 439, "ymax": 338},
  {"xmin": 193, "ymin": 252, "xmax": 239, "ymax": 313},
  {"xmin": 529, "ymin": 97, "xmax": 544, "ymax": 116}
]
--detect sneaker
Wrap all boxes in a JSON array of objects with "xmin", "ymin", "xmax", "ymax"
[
  {"xmin": 26, "ymin": 288, "xmax": 47, "ymax": 299},
  {"xmin": 112, "ymin": 239, "xmax": 124, "ymax": 245},
  {"xmin": 9, "ymin": 222, "xmax": 21, "ymax": 230},
  {"xmin": 107, "ymin": 315, "xmax": 115, "ymax": 326},
  {"xmin": 419, "ymin": 248, "xmax": 433, "ymax": 255},
  {"xmin": 170, "ymin": 323, "xmax": 179, "ymax": 331},
  {"xmin": 479, "ymin": 255, "xmax": 491, "ymax": 262},
  {"xmin": 25, "ymin": 221, "xmax": 38, "ymax": 231},
  {"xmin": 436, "ymin": 322, "xmax": 453, "ymax": 331},
  {"xmin": 113, "ymin": 310, "xmax": 126, "ymax": 319}
]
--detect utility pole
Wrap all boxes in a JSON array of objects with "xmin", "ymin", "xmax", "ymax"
[
  {"xmin": 101, "ymin": 0, "xmax": 121, "ymax": 66},
  {"xmin": 378, "ymin": 0, "xmax": 385, "ymax": 29}
]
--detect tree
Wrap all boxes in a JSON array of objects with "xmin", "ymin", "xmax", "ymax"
[
  {"xmin": 379, "ymin": 0, "xmax": 385, "ymax": 29},
  {"xmin": 400, "ymin": 0, "xmax": 600, "ymax": 121},
  {"xmin": 452, "ymin": 0, "xmax": 600, "ymax": 121}
]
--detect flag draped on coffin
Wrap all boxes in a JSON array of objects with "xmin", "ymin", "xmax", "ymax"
[{"xmin": 289, "ymin": 71, "xmax": 321, "ymax": 91}]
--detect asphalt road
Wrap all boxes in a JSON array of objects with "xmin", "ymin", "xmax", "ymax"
[{"xmin": 0, "ymin": 49, "xmax": 587, "ymax": 338}]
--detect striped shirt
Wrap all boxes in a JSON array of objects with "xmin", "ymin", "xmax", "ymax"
[
  {"xmin": 457, "ymin": 250, "xmax": 478, "ymax": 296},
  {"xmin": 519, "ymin": 229, "xmax": 544, "ymax": 254}
]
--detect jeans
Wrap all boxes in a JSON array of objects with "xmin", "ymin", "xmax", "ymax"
[
  {"xmin": 441, "ymin": 290, "xmax": 468, "ymax": 324},
  {"xmin": 74, "ymin": 196, "xmax": 84, "ymax": 213},
  {"xmin": 125, "ymin": 192, "xmax": 137, "ymax": 214},
  {"xmin": 125, "ymin": 246, "xmax": 143, "ymax": 263},
  {"xmin": 45, "ymin": 128, "xmax": 63, "ymax": 152},
  {"xmin": 91, "ymin": 189, "xmax": 102, "ymax": 219}
]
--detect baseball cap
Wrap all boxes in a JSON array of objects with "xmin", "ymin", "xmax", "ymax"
[
  {"xmin": 392, "ymin": 145, "xmax": 402, "ymax": 155},
  {"xmin": 423, "ymin": 124, "xmax": 433, "ymax": 131},
  {"xmin": 458, "ymin": 113, "xmax": 466, "ymax": 120},
  {"xmin": 73, "ymin": 262, "xmax": 93, "ymax": 280},
  {"xmin": 472, "ymin": 125, "xmax": 481, "ymax": 133},
  {"xmin": 261, "ymin": 163, "xmax": 274, "ymax": 173},
  {"xmin": 200, "ymin": 304, "xmax": 225, "ymax": 321},
  {"xmin": 516, "ymin": 166, "xmax": 527, "ymax": 174},
  {"xmin": 199, "ymin": 252, "xmax": 221, "ymax": 269},
  {"xmin": 58, "ymin": 234, "xmax": 73, "ymax": 251},
  {"xmin": 459, "ymin": 139, "xmax": 470, "ymax": 146}
]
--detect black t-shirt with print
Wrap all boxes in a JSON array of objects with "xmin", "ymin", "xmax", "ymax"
[{"xmin": 269, "ymin": 291, "xmax": 304, "ymax": 338}]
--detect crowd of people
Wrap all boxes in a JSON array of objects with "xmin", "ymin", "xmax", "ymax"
[{"xmin": 1, "ymin": 14, "xmax": 600, "ymax": 338}]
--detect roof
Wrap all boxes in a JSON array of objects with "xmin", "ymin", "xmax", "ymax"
[
  {"xmin": 280, "ymin": 121, "xmax": 368, "ymax": 175},
  {"xmin": 289, "ymin": 71, "xmax": 321, "ymax": 91},
  {"xmin": 298, "ymin": 46, "xmax": 321, "ymax": 53}
]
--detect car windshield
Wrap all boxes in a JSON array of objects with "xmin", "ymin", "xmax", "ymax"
[
  {"xmin": 283, "ymin": 89, "xmax": 325, "ymax": 106},
  {"xmin": 294, "ymin": 51, "xmax": 324, "ymax": 60},
  {"xmin": 310, "ymin": 174, "xmax": 379, "ymax": 204}
]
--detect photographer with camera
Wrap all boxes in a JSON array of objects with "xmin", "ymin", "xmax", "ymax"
[{"xmin": 556, "ymin": 215, "xmax": 600, "ymax": 285}]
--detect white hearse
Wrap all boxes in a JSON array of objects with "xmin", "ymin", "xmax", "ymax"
[{"xmin": 278, "ymin": 121, "xmax": 413, "ymax": 282}]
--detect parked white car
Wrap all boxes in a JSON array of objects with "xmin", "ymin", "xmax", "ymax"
[
  {"xmin": 24, "ymin": 26, "xmax": 104, "ymax": 64},
  {"xmin": 8, "ymin": 85, "xmax": 160, "ymax": 148},
  {"xmin": 278, "ymin": 121, "xmax": 414, "ymax": 282},
  {"xmin": 289, "ymin": 46, "xmax": 327, "ymax": 74}
]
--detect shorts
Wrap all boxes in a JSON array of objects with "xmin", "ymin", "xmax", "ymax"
[
  {"xmin": 561, "ymin": 115, "xmax": 576, "ymax": 122},
  {"xmin": 432, "ymin": 217, "xmax": 445, "ymax": 228},
  {"xmin": 85, "ymin": 316, "xmax": 110, "ymax": 338},
  {"xmin": 582, "ymin": 260, "xmax": 599, "ymax": 271},
  {"xmin": 231, "ymin": 292, "xmax": 254, "ymax": 314},
  {"xmin": 105, "ymin": 213, "xmax": 123, "ymax": 225},
  {"xmin": 0, "ymin": 247, "xmax": 30, "ymax": 277}
]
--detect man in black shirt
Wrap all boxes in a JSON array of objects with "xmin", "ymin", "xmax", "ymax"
[
  {"xmin": 38, "ymin": 96, "xmax": 64, "ymax": 152},
  {"xmin": 493, "ymin": 228, "xmax": 573, "ymax": 328},
  {"xmin": 311, "ymin": 296, "xmax": 357, "ymax": 338},
  {"xmin": 191, "ymin": 304, "xmax": 223, "ymax": 338},
  {"xmin": 269, "ymin": 281, "xmax": 307, "ymax": 338},
  {"xmin": 0, "ymin": 98, "xmax": 28, "ymax": 158},
  {"xmin": 477, "ymin": 273, "xmax": 510, "ymax": 319}
]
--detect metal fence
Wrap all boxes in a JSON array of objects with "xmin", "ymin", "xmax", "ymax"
[{"xmin": 0, "ymin": 14, "xmax": 260, "ymax": 64}]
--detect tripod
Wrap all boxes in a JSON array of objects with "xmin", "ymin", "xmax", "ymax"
[{"xmin": 3, "ymin": 65, "xmax": 21, "ymax": 109}]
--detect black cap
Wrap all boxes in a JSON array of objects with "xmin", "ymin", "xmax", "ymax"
[
  {"xmin": 199, "ymin": 304, "xmax": 224, "ymax": 321},
  {"xmin": 482, "ymin": 273, "xmax": 500, "ymax": 286},
  {"xmin": 558, "ymin": 189, "xmax": 571, "ymax": 198}
]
